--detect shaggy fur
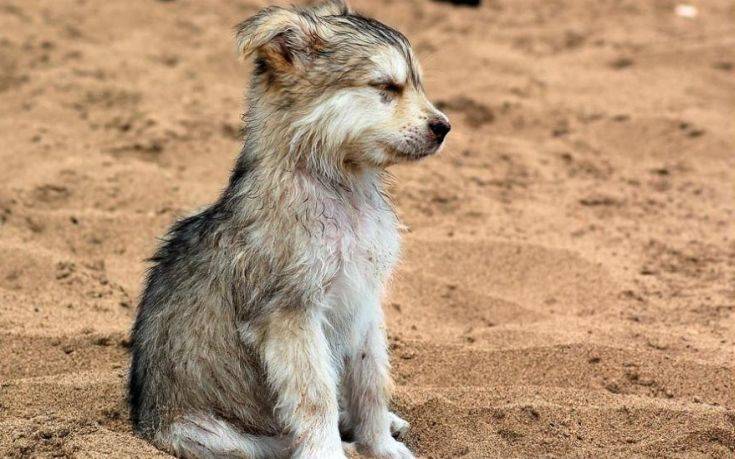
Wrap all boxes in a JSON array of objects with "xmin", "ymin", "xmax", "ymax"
[{"xmin": 128, "ymin": 1, "xmax": 449, "ymax": 457}]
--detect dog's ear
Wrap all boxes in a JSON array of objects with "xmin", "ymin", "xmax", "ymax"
[
  {"xmin": 235, "ymin": 7, "xmax": 326, "ymax": 70},
  {"xmin": 309, "ymin": 0, "xmax": 352, "ymax": 16}
]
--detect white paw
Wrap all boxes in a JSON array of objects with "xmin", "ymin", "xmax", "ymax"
[
  {"xmin": 388, "ymin": 412, "xmax": 410, "ymax": 439},
  {"xmin": 357, "ymin": 437, "xmax": 415, "ymax": 459}
]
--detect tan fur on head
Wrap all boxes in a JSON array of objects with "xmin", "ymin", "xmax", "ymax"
[
  {"xmin": 309, "ymin": 0, "xmax": 352, "ymax": 16},
  {"xmin": 234, "ymin": 2, "xmax": 349, "ymax": 67},
  {"xmin": 235, "ymin": 7, "xmax": 320, "ymax": 64}
]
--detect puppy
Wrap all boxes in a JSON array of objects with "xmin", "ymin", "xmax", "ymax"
[{"xmin": 128, "ymin": 1, "xmax": 450, "ymax": 457}]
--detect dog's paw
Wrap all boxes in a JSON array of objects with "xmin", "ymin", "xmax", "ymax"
[
  {"xmin": 357, "ymin": 437, "xmax": 415, "ymax": 459},
  {"xmin": 388, "ymin": 412, "xmax": 410, "ymax": 439}
]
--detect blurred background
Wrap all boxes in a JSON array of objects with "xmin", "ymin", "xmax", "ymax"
[{"xmin": 1, "ymin": 0, "xmax": 733, "ymax": 456}]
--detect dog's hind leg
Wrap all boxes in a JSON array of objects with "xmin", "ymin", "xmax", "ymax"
[{"xmin": 156, "ymin": 414, "xmax": 288, "ymax": 459}]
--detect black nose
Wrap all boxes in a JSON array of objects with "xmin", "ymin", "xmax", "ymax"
[{"xmin": 428, "ymin": 118, "xmax": 451, "ymax": 143}]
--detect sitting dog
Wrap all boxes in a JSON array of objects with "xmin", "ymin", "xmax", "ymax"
[{"xmin": 128, "ymin": 1, "xmax": 450, "ymax": 457}]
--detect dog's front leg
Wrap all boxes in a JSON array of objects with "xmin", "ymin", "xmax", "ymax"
[
  {"xmin": 260, "ymin": 308, "xmax": 344, "ymax": 459},
  {"xmin": 345, "ymin": 317, "xmax": 414, "ymax": 459}
]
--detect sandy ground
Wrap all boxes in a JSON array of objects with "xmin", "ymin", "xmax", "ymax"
[{"xmin": 1, "ymin": 0, "xmax": 734, "ymax": 457}]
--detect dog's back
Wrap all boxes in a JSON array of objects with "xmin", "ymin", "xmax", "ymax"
[
  {"xmin": 129, "ymin": 199, "xmax": 292, "ymax": 457},
  {"xmin": 129, "ymin": 201, "xmax": 277, "ymax": 430}
]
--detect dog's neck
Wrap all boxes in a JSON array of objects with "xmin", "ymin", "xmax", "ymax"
[{"xmin": 225, "ymin": 122, "xmax": 391, "ymax": 219}]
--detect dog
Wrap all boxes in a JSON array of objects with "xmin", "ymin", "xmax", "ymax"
[{"xmin": 128, "ymin": 1, "xmax": 450, "ymax": 457}]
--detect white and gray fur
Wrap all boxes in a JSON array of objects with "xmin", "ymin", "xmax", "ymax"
[{"xmin": 128, "ymin": 1, "xmax": 450, "ymax": 457}]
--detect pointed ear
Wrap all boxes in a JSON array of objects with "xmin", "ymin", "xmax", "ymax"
[
  {"xmin": 309, "ymin": 0, "xmax": 352, "ymax": 16},
  {"xmin": 235, "ymin": 7, "xmax": 325, "ymax": 68}
]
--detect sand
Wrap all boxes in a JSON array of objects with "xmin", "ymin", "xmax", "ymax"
[{"xmin": 1, "ymin": 0, "xmax": 734, "ymax": 457}]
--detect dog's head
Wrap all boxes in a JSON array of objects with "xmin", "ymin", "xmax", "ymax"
[{"xmin": 236, "ymin": 0, "xmax": 450, "ymax": 171}]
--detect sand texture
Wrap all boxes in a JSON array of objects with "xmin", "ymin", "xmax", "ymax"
[{"xmin": 1, "ymin": 0, "xmax": 734, "ymax": 457}]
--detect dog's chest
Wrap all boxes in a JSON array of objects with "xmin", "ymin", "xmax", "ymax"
[
  {"xmin": 321, "ymin": 196, "xmax": 399, "ymax": 346},
  {"xmin": 333, "ymin": 197, "xmax": 399, "ymax": 287}
]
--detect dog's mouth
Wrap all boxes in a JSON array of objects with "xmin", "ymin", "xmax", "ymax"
[{"xmin": 384, "ymin": 142, "xmax": 439, "ymax": 161}]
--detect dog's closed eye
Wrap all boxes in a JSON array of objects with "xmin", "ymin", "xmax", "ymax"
[{"xmin": 370, "ymin": 80, "xmax": 403, "ymax": 96}]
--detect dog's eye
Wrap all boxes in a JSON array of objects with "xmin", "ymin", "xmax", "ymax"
[
  {"xmin": 383, "ymin": 82, "xmax": 403, "ymax": 94},
  {"xmin": 370, "ymin": 81, "xmax": 403, "ymax": 96}
]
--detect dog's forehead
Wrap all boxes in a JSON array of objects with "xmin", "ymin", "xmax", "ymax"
[
  {"xmin": 370, "ymin": 46, "xmax": 410, "ymax": 83},
  {"xmin": 328, "ymin": 14, "xmax": 421, "ymax": 86}
]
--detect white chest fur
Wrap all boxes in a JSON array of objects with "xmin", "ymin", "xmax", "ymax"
[{"xmin": 320, "ymin": 186, "xmax": 400, "ymax": 362}]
